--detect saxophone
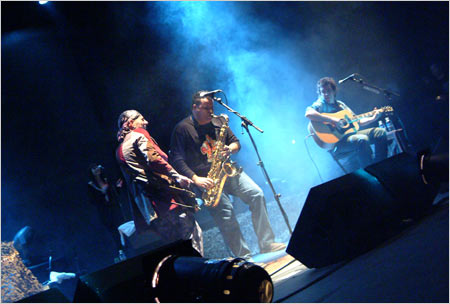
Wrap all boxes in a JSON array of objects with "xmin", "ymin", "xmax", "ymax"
[{"xmin": 202, "ymin": 115, "xmax": 240, "ymax": 207}]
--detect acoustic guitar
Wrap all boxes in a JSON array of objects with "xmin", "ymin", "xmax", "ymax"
[{"xmin": 308, "ymin": 106, "xmax": 393, "ymax": 150}]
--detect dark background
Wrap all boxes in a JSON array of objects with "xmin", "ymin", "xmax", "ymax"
[{"xmin": 2, "ymin": 0, "xmax": 448, "ymax": 279}]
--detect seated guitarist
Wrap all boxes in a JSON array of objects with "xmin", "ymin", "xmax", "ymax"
[
  {"xmin": 116, "ymin": 110, "xmax": 203, "ymax": 256},
  {"xmin": 305, "ymin": 77, "xmax": 388, "ymax": 171}
]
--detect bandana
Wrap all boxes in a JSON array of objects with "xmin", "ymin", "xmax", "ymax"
[{"xmin": 116, "ymin": 110, "xmax": 142, "ymax": 142}]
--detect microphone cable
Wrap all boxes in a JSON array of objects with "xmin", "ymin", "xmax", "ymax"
[{"xmin": 304, "ymin": 134, "xmax": 324, "ymax": 183}]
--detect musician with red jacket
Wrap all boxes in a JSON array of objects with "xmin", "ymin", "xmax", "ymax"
[
  {"xmin": 116, "ymin": 110, "xmax": 203, "ymax": 255},
  {"xmin": 305, "ymin": 77, "xmax": 388, "ymax": 171}
]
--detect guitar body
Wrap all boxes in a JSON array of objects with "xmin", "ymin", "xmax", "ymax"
[
  {"xmin": 308, "ymin": 123, "xmax": 336, "ymax": 150},
  {"xmin": 309, "ymin": 109, "xmax": 360, "ymax": 146},
  {"xmin": 307, "ymin": 106, "xmax": 394, "ymax": 150}
]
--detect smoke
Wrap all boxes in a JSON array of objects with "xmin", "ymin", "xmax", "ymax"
[
  {"xmin": 137, "ymin": 1, "xmax": 445, "ymax": 196},
  {"xmin": 144, "ymin": 2, "xmax": 327, "ymax": 197}
]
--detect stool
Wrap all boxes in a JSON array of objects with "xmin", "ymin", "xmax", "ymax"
[{"xmin": 329, "ymin": 150, "xmax": 350, "ymax": 174}]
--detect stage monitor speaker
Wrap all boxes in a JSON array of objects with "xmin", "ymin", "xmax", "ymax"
[
  {"xmin": 364, "ymin": 152, "xmax": 440, "ymax": 218},
  {"xmin": 287, "ymin": 152, "xmax": 439, "ymax": 269},
  {"xmin": 16, "ymin": 287, "xmax": 69, "ymax": 303},
  {"xmin": 73, "ymin": 239, "xmax": 200, "ymax": 303}
]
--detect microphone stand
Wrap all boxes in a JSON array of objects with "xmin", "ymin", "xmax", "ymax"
[
  {"xmin": 352, "ymin": 76, "xmax": 412, "ymax": 153},
  {"xmin": 352, "ymin": 77, "xmax": 400, "ymax": 100},
  {"xmin": 214, "ymin": 97, "xmax": 293, "ymax": 234}
]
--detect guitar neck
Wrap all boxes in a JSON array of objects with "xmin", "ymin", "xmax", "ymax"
[
  {"xmin": 308, "ymin": 106, "xmax": 393, "ymax": 148},
  {"xmin": 352, "ymin": 107, "xmax": 391, "ymax": 121},
  {"xmin": 353, "ymin": 109, "xmax": 379, "ymax": 120}
]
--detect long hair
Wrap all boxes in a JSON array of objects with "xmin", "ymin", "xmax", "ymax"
[{"xmin": 116, "ymin": 110, "xmax": 141, "ymax": 142}]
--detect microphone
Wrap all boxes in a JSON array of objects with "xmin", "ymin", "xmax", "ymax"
[
  {"xmin": 199, "ymin": 90, "xmax": 222, "ymax": 97},
  {"xmin": 338, "ymin": 73, "xmax": 357, "ymax": 84}
]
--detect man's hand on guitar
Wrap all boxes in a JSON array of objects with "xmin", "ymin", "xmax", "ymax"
[
  {"xmin": 329, "ymin": 116, "xmax": 343, "ymax": 127},
  {"xmin": 192, "ymin": 175, "xmax": 214, "ymax": 190},
  {"xmin": 373, "ymin": 107, "xmax": 383, "ymax": 120},
  {"xmin": 366, "ymin": 107, "xmax": 384, "ymax": 121},
  {"xmin": 359, "ymin": 107, "xmax": 383, "ymax": 126},
  {"xmin": 324, "ymin": 116, "xmax": 346, "ymax": 130},
  {"xmin": 176, "ymin": 175, "xmax": 194, "ymax": 188}
]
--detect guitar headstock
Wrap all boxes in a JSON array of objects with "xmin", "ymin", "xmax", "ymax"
[{"xmin": 379, "ymin": 106, "xmax": 394, "ymax": 115}]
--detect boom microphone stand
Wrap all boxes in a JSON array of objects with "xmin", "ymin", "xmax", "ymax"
[
  {"xmin": 351, "ymin": 74, "xmax": 400, "ymax": 100},
  {"xmin": 343, "ymin": 74, "xmax": 412, "ymax": 153},
  {"xmin": 213, "ymin": 96, "xmax": 293, "ymax": 234}
]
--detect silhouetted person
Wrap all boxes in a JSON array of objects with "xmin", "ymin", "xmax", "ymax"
[
  {"xmin": 424, "ymin": 63, "xmax": 449, "ymax": 153},
  {"xmin": 88, "ymin": 163, "xmax": 126, "ymax": 258}
]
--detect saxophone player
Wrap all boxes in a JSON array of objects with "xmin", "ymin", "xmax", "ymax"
[{"xmin": 170, "ymin": 91, "xmax": 286, "ymax": 260}]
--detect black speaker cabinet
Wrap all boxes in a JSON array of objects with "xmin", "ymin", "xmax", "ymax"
[
  {"xmin": 287, "ymin": 153, "xmax": 438, "ymax": 268},
  {"xmin": 364, "ymin": 152, "xmax": 439, "ymax": 218},
  {"xmin": 73, "ymin": 239, "xmax": 200, "ymax": 302},
  {"xmin": 16, "ymin": 287, "xmax": 69, "ymax": 303}
]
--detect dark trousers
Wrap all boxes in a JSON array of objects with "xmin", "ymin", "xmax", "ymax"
[{"xmin": 333, "ymin": 127, "xmax": 388, "ymax": 171}]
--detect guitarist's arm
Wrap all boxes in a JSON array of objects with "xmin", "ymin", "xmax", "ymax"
[
  {"xmin": 305, "ymin": 107, "xmax": 341, "ymax": 125},
  {"xmin": 146, "ymin": 148, "xmax": 193, "ymax": 188},
  {"xmin": 134, "ymin": 130, "xmax": 193, "ymax": 188},
  {"xmin": 359, "ymin": 108, "xmax": 382, "ymax": 127}
]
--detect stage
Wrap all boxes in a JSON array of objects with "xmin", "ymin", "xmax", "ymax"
[
  {"xmin": 253, "ymin": 195, "xmax": 449, "ymax": 303},
  {"xmin": 2, "ymin": 2, "xmax": 448, "ymax": 303}
]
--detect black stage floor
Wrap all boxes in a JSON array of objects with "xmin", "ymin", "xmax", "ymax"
[
  {"xmin": 16, "ymin": 192, "xmax": 448, "ymax": 303},
  {"xmin": 266, "ymin": 199, "xmax": 449, "ymax": 303}
]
